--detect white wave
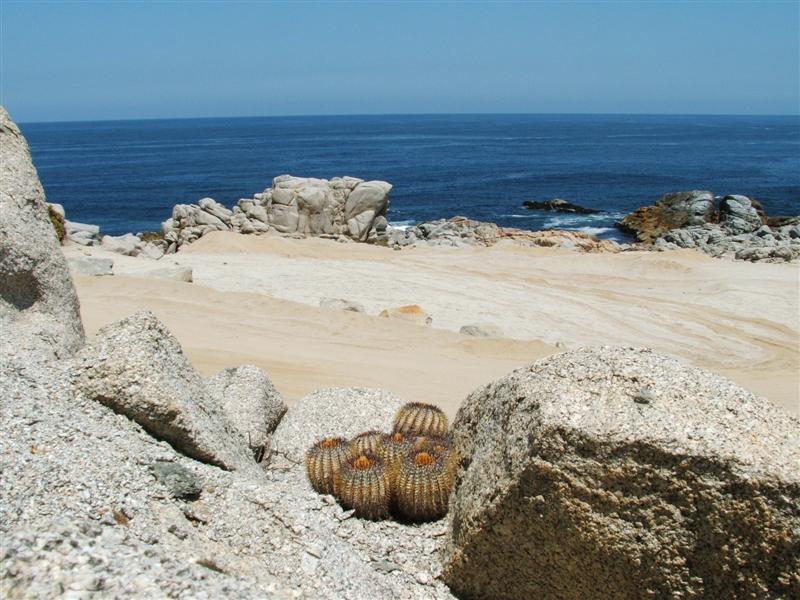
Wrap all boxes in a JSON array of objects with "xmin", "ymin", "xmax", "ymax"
[
  {"xmin": 575, "ymin": 226, "xmax": 614, "ymax": 236},
  {"xmin": 388, "ymin": 219, "xmax": 415, "ymax": 230}
]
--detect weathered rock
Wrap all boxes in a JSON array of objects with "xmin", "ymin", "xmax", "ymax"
[
  {"xmin": 101, "ymin": 233, "xmax": 141, "ymax": 256},
  {"xmin": 72, "ymin": 311, "xmax": 253, "ymax": 471},
  {"xmin": 319, "ymin": 297, "xmax": 366, "ymax": 313},
  {"xmin": 378, "ymin": 304, "xmax": 433, "ymax": 326},
  {"xmin": 459, "ymin": 324, "xmax": 503, "ymax": 337},
  {"xmin": 68, "ymin": 257, "xmax": 114, "ymax": 277},
  {"xmin": 443, "ymin": 346, "xmax": 800, "ymax": 600},
  {"xmin": 617, "ymin": 190, "xmax": 715, "ymax": 243},
  {"xmin": 719, "ymin": 194, "xmax": 763, "ymax": 234},
  {"xmin": 1, "ymin": 356, "xmax": 452, "ymax": 598},
  {"xmin": 344, "ymin": 180, "xmax": 392, "ymax": 241},
  {"xmin": 160, "ymin": 175, "xmax": 392, "ymax": 252},
  {"xmin": 206, "ymin": 365, "xmax": 287, "ymax": 453},
  {"xmin": 138, "ymin": 241, "xmax": 165, "ymax": 260},
  {"xmin": 65, "ymin": 220, "xmax": 101, "ymax": 246},
  {"xmin": 392, "ymin": 217, "xmax": 620, "ymax": 253},
  {"xmin": 150, "ymin": 462, "xmax": 202, "ymax": 500},
  {"xmin": 522, "ymin": 198, "xmax": 600, "ymax": 214},
  {"xmin": 0, "ymin": 106, "xmax": 85, "ymax": 361},
  {"xmin": 146, "ymin": 266, "xmax": 193, "ymax": 282},
  {"xmin": 272, "ymin": 388, "xmax": 406, "ymax": 462}
]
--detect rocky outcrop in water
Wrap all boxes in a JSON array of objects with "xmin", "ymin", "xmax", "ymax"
[
  {"xmin": 160, "ymin": 175, "xmax": 392, "ymax": 252},
  {"xmin": 618, "ymin": 191, "xmax": 799, "ymax": 261},
  {"xmin": 522, "ymin": 198, "xmax": 601, "ymax": 214},
  {"xmin": 443, "ymin": 346, "xmax": 800, "ymax": 599}
]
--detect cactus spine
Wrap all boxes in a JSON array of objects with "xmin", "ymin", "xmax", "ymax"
[
  {"xmin": 350, "ymin": 430, "xmax": 383, "ymax": 456},
  {"xmin": 305, "ymin": 437, "xmax": 351, "ymax": 495},
  {"xmin": 393, "ymin": 402, "xmax": 449, "ymax": 438},
  {"xmin": 395, "ymin": 450, "xmax": 454, "ymax": 522},
  {"xmin": 334, "ymin": 453, "xmax": 391, "ymax": 520}
]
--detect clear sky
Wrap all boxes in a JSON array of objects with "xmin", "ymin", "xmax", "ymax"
[{"xmin": 2, "ymin": 1, "xmax": 798, "ymax": 122}]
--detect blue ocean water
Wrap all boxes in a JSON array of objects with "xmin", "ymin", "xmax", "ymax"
[{"xmin": 21, "ymin": 114, "xmax": 800, "ymax": 239}]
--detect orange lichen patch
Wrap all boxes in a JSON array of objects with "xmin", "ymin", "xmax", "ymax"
[
  {"xmin": 353, "ymin": 455, "xmax": 374, "ymax": 470},
  {"xmin": 414, "ymin": 452, "xmax": 435, "ymax": 466},
  {"xmin": 396, "ymin": 304, "xmax": 425, "ymax": 314}
]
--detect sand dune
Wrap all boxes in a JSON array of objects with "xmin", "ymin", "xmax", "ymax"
[{"xmin": 68, "ymin": 231, "xmax": 799, "ymax": 415}]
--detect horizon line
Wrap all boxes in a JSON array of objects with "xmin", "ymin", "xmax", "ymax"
[{"xmin": 16, "ymin": 109, "xmax": 800, "ymax": 126}]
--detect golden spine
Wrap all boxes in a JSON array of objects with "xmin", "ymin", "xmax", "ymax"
[
  {"xmin": 350, "ymin": 430, "xmax": 383, "ymax": 456},
  {"xmin": 393, "ymin": 402, "xmax": 449, "ymax": 438},
  {"xmin": 395, "ymin": 450, "xmax": 455, "ymax": 522},
  {"xmin": 305, "ymin": 437, "xmax": 352, "ymax": 495},
  {"xmin": 333, "ymin": 453, "xmax": 391, "ymax": 520}
]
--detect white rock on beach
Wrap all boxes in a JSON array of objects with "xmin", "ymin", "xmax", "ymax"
[
  {"xmin": 160, "ymin": 175, "xmax": 393, "ymax": 252},
  {"xmin": 68, "ymin": 257, "xmax": 114, "ymax": 276}
]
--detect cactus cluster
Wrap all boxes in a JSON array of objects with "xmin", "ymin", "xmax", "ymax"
[{"xmin": 304, "ymin": 402, "xmax": 458, "ymax": 522}]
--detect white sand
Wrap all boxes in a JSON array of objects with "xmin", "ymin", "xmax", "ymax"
[{"xmin": 67, "ymin": 232, "xmax": 800, "ymax": 416}]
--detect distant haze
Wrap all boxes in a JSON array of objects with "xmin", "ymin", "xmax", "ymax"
[{"xmin": 2, "ymin": 1, "xmax": 798, "ymax": 122}]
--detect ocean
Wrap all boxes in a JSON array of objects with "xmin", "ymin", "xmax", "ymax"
[{"xmin": 20, "ymin": 113, "xmax": 800, "ymax": 240}]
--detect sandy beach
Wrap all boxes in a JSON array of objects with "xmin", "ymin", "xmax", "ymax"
[{"xmin": 67, "ymin": 231, "xmax": 799, "ymax": 416}]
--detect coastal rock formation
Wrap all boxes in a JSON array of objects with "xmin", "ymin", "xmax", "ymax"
[
  {"xmin": 206, "ymin": 365, "xmax": 287, "ymax": 452},
  {"xmin": 0, "ymin": 106, "xmax": 85, "ymax": 362},
  {"xmin": 388, "ymin": 216, "xmax": 620, "ymax": 253},
  {"xmin": 72, "ymin": 311, "xmax": 254, "ymax": 471},
  {"xmin": 618, "ymin": 191, "xmax": 799, "ymax": 261},
  {"xmin": 442, "ymin": 346, "xmax": 800, "ymax": 599},
  {"xmin": 64, "ymin": 219, "xmax": 101, "ymax": 246},
  {"xmin": 160, "ymin": 175, "xmax": 392, "ymax": 252},
  {"xmin": 522, "ymin": 198, "xmax": 600, "ymax": 214},
  {"xmin": 272, "ymin": 388, "xmax": 406, "ymax": 462},
  {"xmin": 617, "ymin": 190, "xmax": 716, "ymax": 243}
]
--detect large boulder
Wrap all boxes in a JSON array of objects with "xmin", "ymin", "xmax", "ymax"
[
  {"xmin": 442, "ymin": 346, "xmax": 800, "ymax": 599},
  {"xmin": 617, "ymin": 190, "xmax": 715, "ymax": 243},
  {"xmin": 206, "ymin": 365, "xmax": 287, "ymax": 452},
  {"xmin": 0, "ymin": 106, "xmax": 85, "ymax": 361},
  {"xmin": 719, "ymin": 194, "xmax": 763, "ymax": 234},
  {"xmin": 271, "ymin": 388, "xmax": 406, "ymax": 462},
  {"xmin": 72, "ymin": 311, "xmax": 253, "ymax": 471},
  {"xmin": 344, "ymin": 180, "xmax": 392, "ymax": 241}
]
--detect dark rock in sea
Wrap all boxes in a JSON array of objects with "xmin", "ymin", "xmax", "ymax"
[
  {"xmin": 522, "ymin": 198, "xmax": 600, "ymax": 214},
  {"xmin": 443, "ymin": 346, "xmax": 800, "ymax": 600}
]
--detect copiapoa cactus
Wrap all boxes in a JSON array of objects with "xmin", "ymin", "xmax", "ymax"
[
  {"xmin": 395, "ymin": 450, "xmax": 454, "ymax": 522},
  {"xmin": 393, "ymin": 402, "xmax": 449, "ymax": 438},
  {"xmin": 334, "ymin": 453, "xmax": 391, "ymax": 520},
  {"xmin": 305, "ymin": 437, "xmax": 351, "ymax": 495},
  {"xmin": 377, "ymin": 431, "xmax": 414, "ymax": 483},
  {"xmin": 350, "ymin": 430, "xmax": 383, "ymax": 456}
]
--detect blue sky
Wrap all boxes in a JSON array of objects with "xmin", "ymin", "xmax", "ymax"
[{"xmin": 2, "ymin": 1, "xmax": 798, "ymax": 122}]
